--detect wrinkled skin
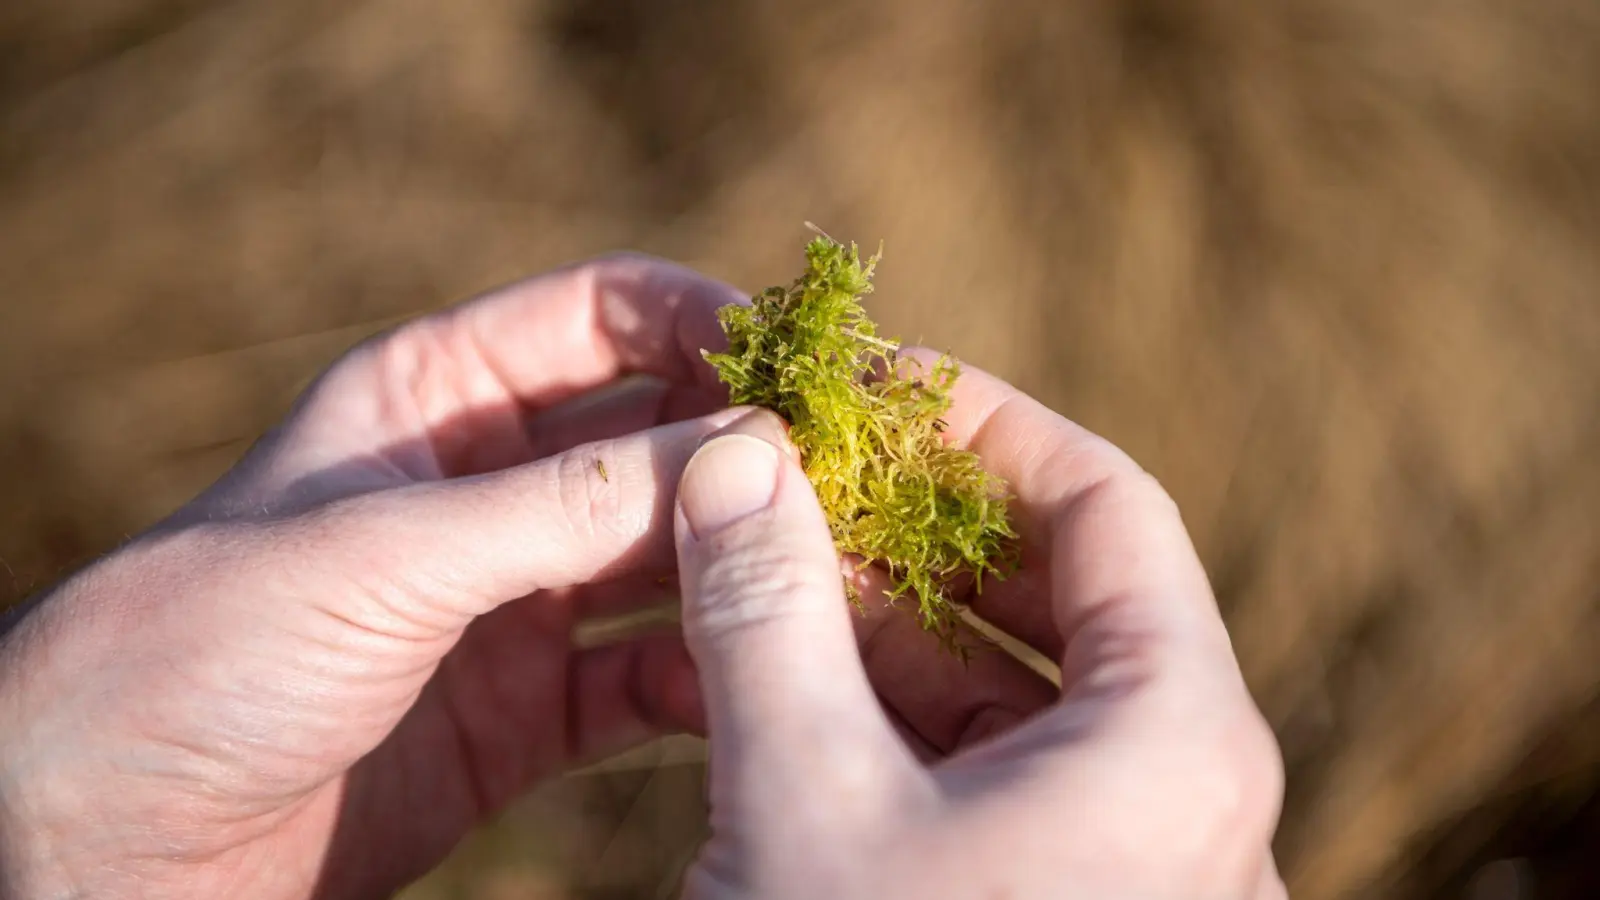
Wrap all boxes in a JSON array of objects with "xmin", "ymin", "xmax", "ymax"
[
  {"xmin": 674, "ymin": 376, "xmax": 1286, "ymax": 900},
  {"xmin": 0, "ymin": 256, "xmax": 1284, "ymax": 900}
]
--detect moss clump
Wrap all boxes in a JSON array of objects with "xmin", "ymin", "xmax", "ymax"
[{"xmin": 703, "ymin": 227, "xmax": 1017, "ymax": 649}]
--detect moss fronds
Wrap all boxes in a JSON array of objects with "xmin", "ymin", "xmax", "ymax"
[{"xmin": 703, "ymin": 229, "xmax": 1017, "ymax": 648}]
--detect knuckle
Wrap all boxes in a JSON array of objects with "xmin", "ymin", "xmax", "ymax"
[
  {"xmin": 1100, "ymin": 464, "xmax": 1181, "ymax": 518},
  {"xmin": 1044, "ymin": 444, "xmax": 1183, "ymax": 535},
  {"xmin": 551, "ymin": 443, "xmax": 631, "ymax": 541},
  {"xmin": 1078, "ymin": 682, "xmax": 1281, "ymax": 894},
  {"xmin": 1177, "ymin": 708, "xmax": 1286, "ymax": 888},
  {"xmin": 580, "ymin": 251, "xmax": 664, "ymax": 299},
  {"xmin": 1192, "ymin": 702, "xmax": 1282, "ymax": 825},
  {"xmin": 685, "ymin": 543, "xmax": 842, "ymax": 641},
  {"xmin": 1226, "ymin": 710, "xmax": 1286, "ymax": 830}
]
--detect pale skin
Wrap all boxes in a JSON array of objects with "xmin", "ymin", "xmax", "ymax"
[{"xmin": 0, "ymin": 255, "xmax": 1285, "ymax": 899}]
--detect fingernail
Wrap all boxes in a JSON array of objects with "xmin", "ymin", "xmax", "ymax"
[
  {"xmin": 679, "ymin": 418, "xmax": 786, "ymax": 540},
  {"xmin": 720, "ymin": 408, "xmax": 792, "ymax": 453}
]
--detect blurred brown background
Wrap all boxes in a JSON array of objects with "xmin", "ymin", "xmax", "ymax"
[{"xmin": 2, "ymin": 0, "xmax": 1598, "ymax": 897}]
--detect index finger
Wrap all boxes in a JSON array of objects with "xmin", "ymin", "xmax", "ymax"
[{"xmin": 919, "ymin": 357, "xmax": 1284, "ymax": 880}]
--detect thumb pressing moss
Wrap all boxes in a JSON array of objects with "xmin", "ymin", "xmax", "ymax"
[{"xmin": 703, "ymin": 227, "xmax": 1017, "ymax": 653}]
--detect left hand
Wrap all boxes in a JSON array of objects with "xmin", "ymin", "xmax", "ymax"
[
  {"xmin": 0, "ymin": 255, "xmax": 1057, "ymax": 899},
  {"xmin": 0, "ymin": 255, "xmax": 744, "ymax": 898}
]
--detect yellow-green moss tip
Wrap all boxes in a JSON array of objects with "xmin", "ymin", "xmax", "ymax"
[{"xmin": 703, "ymin": 230, "xmax": 1018, "ymax": 650}]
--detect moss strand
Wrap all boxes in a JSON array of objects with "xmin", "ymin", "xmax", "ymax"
[{"xmin": 703, "ymin": 230, "xmax": 1017, "ymax": 650}]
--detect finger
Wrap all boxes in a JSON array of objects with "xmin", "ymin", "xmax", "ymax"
[
  {"xmin": 295, "ymin": 408, "xmax": 748, "ymax": 638},
  {"xmin": 445, "ymin": 252, "xmax": 746, "ymax": 405},
  {"xmin": 409, "ymin": 375, "xmax": 712, "ymax": 483},
  {"xmin": 424, "ymin": 597, "xmax": 702, "ymax": 805},
  {"xmin": 394, "ymin": 254, "xmax": 741, "ymax": 477},
  {"xmin": 569, "ymin": 630, "xmax": 706, "ymax": 761},
  {"xmin": 880, "ymin": 702, "xmax": 942, "ymax": 764},
  {"xmin": 568, "ymin": 574, "xmax": 680, "ymax": 623},
  {"xmin": 895, "ymin": 347, "xmax": 1137, "ymax": 534},
  {"xmin": 849, "ymin": 566, "xmax": 1056, "ymax": 755},
  {"xmin": 897, "ymin": 349, "xmax": 1231, "ymax": 678},
  {"xmin": 675, "ymin": 411, "xmax": 919, "ymax": 804},
  {"xmin": 315, "ymin": 254, "xmax": 744, "ymax": 438},
  {"xmin": 585, "ymin": 556, "xmax": 1056, "ymax": 757},
  {"xmin": 952, "ymin": 541, "xmax": 1063, "ymax": 661},
  {"xmin": 524, "ymin": 374, "xmax": 725, "ymax": 463},
  {"xmin": 907, "ymin": 355, "xmax": 1284, "ymax": 857},
  {"xmin": 199, "ymin": 256, "xmax": 748, "ymax": 512}
]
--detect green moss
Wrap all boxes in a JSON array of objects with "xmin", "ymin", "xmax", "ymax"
[{"xmin": 703, "ymin": 227, "xmax": 1017, "ymax": 650}]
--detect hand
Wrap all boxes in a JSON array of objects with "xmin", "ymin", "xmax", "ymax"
[
  {"xmin": 0, "ymin": 256, "xmax": 1068, "ymax": 899},
  {"xmin": 672, "ymin": 359, "xmax": 1286, "ymax": 900},
  {"xmin": 0, "ymin": 255, "xmax": 747, "ymax": 897}
]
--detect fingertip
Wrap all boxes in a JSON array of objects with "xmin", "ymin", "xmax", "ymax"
[
  {"xmin": 653, "ymin": 261, "xmax": 750, "ymax": 390},
  {"xmin": 704, "ymin": 407, "xmax": 793, "ymax": 455}
]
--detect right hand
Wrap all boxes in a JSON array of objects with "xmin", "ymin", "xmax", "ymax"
[{"xmin": 671, "ymin": 361, "xmax": 1286, "ymax": 900}]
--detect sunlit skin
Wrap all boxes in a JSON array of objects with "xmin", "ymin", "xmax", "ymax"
[
  {"xmin": 0, "ymin": 254, "xmax": 1284, "ymax": 899},
  {"xmin": 677, "ymin": 381, "xmax": 1286, "ymax": 900}
]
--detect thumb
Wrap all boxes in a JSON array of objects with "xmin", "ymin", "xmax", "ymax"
[{"xmin": 674, "ymin": 411, "xmax": 910, "ymax": 799}]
